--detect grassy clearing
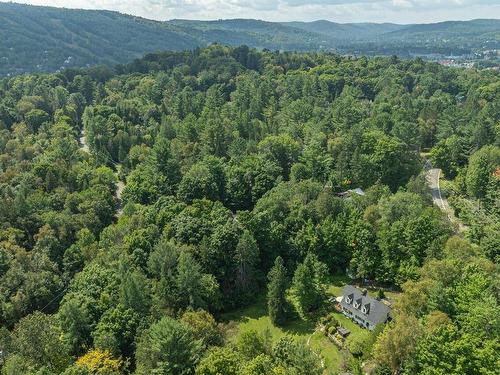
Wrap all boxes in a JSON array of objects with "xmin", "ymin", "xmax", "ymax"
[
  {"xmin": 326, "ymin": 274, "xmax": 351, "ymax": 298},
  {"xmin": 222, "ymin": 289, "xmax": 366, "ymax": 373},
  {"xmin": 222, "ymin": 295, "xmax": 315, "ymax": 342},
  {"xmin": 222, "ymin": 296, "xmax": 345, "ymax": 373},
  {"xmin": 222, "ymin": 274, "xmax": 396, "ymax": 374},
  {"xmin": 309, "ymin": 330, "xmax": 345, "ymax": 371},
  {"xmin": 330, "ymin": 310, "xmax": 371, "ymax": 344}
]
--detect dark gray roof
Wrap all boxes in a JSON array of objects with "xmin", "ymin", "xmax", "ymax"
[
  {"xmin": 339, "ymin": 285, "xmax": 390, "ymax": 325},
  {"xmin": 337, "ymin": 327, "xmax": 350, "ymax": 337}
]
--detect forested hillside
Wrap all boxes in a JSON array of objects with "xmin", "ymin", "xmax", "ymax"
[
  {"xmin": 0, "ymin": 3, "xmax": 198, "ymax": 76},
  {"xmin": 0, "ymin": 46, "xmax": 498, "ymax": 374},
  {"xmin": 1, "ymin": 2, "xmax": 499, "ymax": 76},
  {"xmin": 344, "ymin": 19, "xmax": 500, "ymax": 57},
  {"xmin": 168, "ymin": 19, "xmax": 329, "ymax": 51},
  {"xmin": 282, "ymin": 20, "xmax": 405, "ymax": 40}
]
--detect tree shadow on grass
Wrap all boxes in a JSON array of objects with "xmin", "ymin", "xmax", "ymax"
[
  {"xmin": 281, "ymin": 317, "xmax": 315, "ymax": 336},
  {"xmin": 220, "ymin": 296, "xmax": 267, "ymax": 323},
  {"xmin": 221, "ymin": 295, "xmax": 321, "ymax": 337}
]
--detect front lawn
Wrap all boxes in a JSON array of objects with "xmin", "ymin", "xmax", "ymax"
[
  {"xmin": 329, "ymin": 310, "xmax": 371, "ymax": 345},
  {"xmin": 221, "ymin": 274, "xmax": 394, "ymax": 374},
  {"xmin": 221, "ymin": 293, "xmax": 367, "ymax": 374},
  {"xmin": 221, "ymin": 295, "xmax": 315, "ymax": 343}
]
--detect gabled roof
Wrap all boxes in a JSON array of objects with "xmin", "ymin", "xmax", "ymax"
[
  {"xmin": 349, "ymin": 188, "xmax": 365, "ymax": 196},
  {"xmin": 339, "ymin": 285, "xmax": 390, "ymax": 325},
  {"xmin": 336, "ymin": 188, "xmax": 365, "ymax": 199}
]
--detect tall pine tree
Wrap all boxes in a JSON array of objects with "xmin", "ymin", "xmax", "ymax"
[
  {"xmin": 234, "ymin": 230, "xmax": 260, "ymax": 302},
  {"xmin": 267, "ymin": 256, "xmax": 289, "ymax": 326},
  {"xmin": 290, "ymin": 253, "xmax": 327, "ymax": 318}
]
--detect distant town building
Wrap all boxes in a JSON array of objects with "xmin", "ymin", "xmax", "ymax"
[
  {"xmin": 438, "ymin": 59, "xmax": 475, "ymax": 69},
  {"xmin": 338, "ymin": 285, "xmax": 391, "ymax": 330}
]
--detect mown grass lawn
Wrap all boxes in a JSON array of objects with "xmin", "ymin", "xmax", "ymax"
[
  {"xmin": 221, "ymin": 296, "xmax": 346, "ymax": 374},
  {"xmin": 221, "ymin": 274, "xmax": 395, "ymax": 374},
  {"xmin": 221, "ymin": 295, "xmax": 315, "ymax": 343},
  {"xmin": 221, "ymin": 291, "xmax": 365, "ymax": 373},
  {"xmin": 326, "ymin": 274, "xmax": 351, "ymax": 297}
]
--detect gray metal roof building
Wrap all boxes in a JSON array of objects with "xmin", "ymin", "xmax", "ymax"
[{"xmin": 339, "ymin": 285, "xmax": 391, "ymax": 330}]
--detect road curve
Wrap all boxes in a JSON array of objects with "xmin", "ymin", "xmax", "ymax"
[
  {"xmin": 426, "ymin": 168, "xmax": 448, "ymax": 213},
  {"xmin": 79, "ymin": 128, "xmax": 125, "ymax": 216},
  {"xmin": 425, "ymin": 163, "xmax": 466, "ymax": 232},
  {"xmin": 78, "ymin": 131, "xmax": 89, "ymax": 153}
]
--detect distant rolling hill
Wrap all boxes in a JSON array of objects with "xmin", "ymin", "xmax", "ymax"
[
  {"xmin": 0, "ymin": 3, "xmax": 198, "ymax": 76},
  {"xmin": 281, "ymin": 20, "xmax": 406, "ymax": 40},
  {"xmin": 1, "ymin": 2, "xmax": 499, "ymax": 76},
  {"xmin": 167, "ymin": 19, "xmax": 330, "ymax": 50}
]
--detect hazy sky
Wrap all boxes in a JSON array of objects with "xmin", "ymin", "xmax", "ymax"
[{"xmin": 3, "ymin": 0, "xmax": 500, "ymax": 23}]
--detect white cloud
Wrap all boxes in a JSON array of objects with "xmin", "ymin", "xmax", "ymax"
[
  {"xmin": 392, "ymin": 0, "xmax": 413, "ymax": 8},
  {"xmin": 1, "ymin": 0, "xmax": 499, "ymax": 23}
]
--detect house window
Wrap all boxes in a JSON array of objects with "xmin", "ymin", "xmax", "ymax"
[
  {"xmin": 346, "ymin": 294, "xmax": 354, "ymax": 304},
  {"xmin": 362, "ymin": 303, "xmax": 370, "ymax": 314}
]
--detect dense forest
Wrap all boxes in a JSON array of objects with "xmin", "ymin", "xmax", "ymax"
[
  {"xmin": 1, "ymin": 3, "xmax": 499, "ymax": 76},
  {"xmin": 0, "ymin": 45, "xmax": 498, "ymax": 375}
]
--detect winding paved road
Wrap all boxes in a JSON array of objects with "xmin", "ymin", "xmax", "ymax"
[
  {"xmin": 78, "ymin": 131, "xmax": 89, "ymax": 153},
  {"xmin": 425, "ymin": 162, "xmax": 466, "ymax": 232},
  {"xmin": 426, "ymin": 167, "xmax": 449, "ymax": 215},
  {"xmin": 79, "ymin": 129, "xmax": 124, "ymax": 216}
]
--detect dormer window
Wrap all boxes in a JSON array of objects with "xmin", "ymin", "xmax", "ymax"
[
  {"xmin": 362, "ymin": 303, "xmax": 370, "ymax": 314},
  {"xmin": 340, "ymin": 285, "xmax": 391, "ymax": 330},
  {"xmin": 354, "ymin": 298, "xmax": 362, "ymax": 309},
  {"xmin": 345, "ymin": 293, "xmax": 354, "ymax": 304}
]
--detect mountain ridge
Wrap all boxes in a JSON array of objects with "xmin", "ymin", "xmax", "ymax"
[{"xmin": 1, "ymin": 2, "xmax": 499, "ymax": 76}]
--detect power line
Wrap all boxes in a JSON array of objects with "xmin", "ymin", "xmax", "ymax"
[{"xmin": 39, "ymin": 284, "xmax": 68, "ymax": 313}]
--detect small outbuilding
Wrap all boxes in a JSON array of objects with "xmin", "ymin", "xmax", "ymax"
[{"xmin": 337, "ymin": 327, "xmax": 351, "ymax": 338}]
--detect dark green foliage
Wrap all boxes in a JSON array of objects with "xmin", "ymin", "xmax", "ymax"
[
  {"xmin": 320, "ymin": 313, "xmax": 339, "ymax": 333},
  {"xmin": 0, "ymin": 3, "xmax": 197, "ymax": 77},
  {"xmin": 236, "ymin": 330, "xmax": 272, "ymax": 361},
  {"xmin": 234, "ymin": 230, "xmax": 260, "ymax": 302},
  {"xmin": 2, "ymin": 3, "xmax": 499, "ymax": 76},
  {"xmin": 9, "ymin": 312, "xmax": 70, "ymax": 372},
  {"xmin": 272, "ymin": 336, "xmax": 324, "ymax": 375},
  {"xmin": 290, "ymin": 253, "xmax": 328, "ymax": 317},
  {"xmin": 195, "ymin": 347, "xmax": 240, "ymax": 375},
  {"xmin": 135, "ymin": 316, "xmax": 202, "ymax": 375},
  {"xmin": 180, "ymin": 310, "xmax": 224, "ymax": 349},
  {"xmin": 0, "ymin": 45, "xmax": 498, "ymax": 375},
  {"xmin": 177, "ymin": 157, "xmax": 226, "ymax": 203},
  {"xmin": 92, "ymin": 306, "xmax": 141, "ymax": 358},
  {"xmin": 465, "ymin": 145, "xmax": 500, "ymax": 199},
  {"xmin": 377, "ymin": 289, "xmax": 385, "ymax": 300},
  {"xmin": 267, "ymin": 256, "xmax": 290, "ymax": 326}
]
